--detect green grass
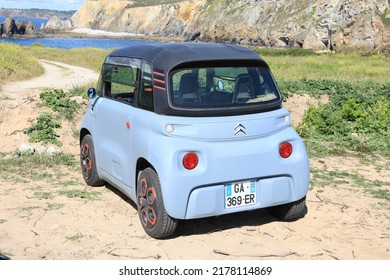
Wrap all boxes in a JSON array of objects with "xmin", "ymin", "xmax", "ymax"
[
  {"xmin": 24, "ymin": 45, "xmax": 109, "ymax": 72},
  {"xmin": 46, "ymin": 203, "xmax": 64, "ymax": 211},
  {"xmin": 0, "ymin": 43, "xmax": 44, "ymax": 86},
  {"xmin": 371, "ymin": 189, "xmax": 390, "ymax": 201},
  {"xmin": 256, "ymin": 47, "xmax": 317, "ymax": 57},
  {"xmin": 0, "ymin": 152, "xmax": 77, "ymax": 182},
  {"xmin": 20, "ymin": 206, "xmax": 40, "ymax": 213},
  {"xmin": 68, "ymin": 84, "xmax": 94, "ymax": 99},
  {"xmin": 379, "ymin": 9, "xmax": 390, "ymax": 27},
  {"xmin": 0, "ymin": 219, "xmax": 6, "ymax": 224},
  {"xmin": 33, "ymin": 191, "xmax": 54, "ymax": 200},
  {"xmin": 58, "ymin": 189, "xmax": 101, "ymax": 201},
  {"xmin": 127, "ymin": 0, "xmax": 183, "ymax": 7},
  {"xmin": 260, "ymin": 51, "xmax": 390, "ymax": 83},
  {"xmin": 65, "ymin": 232, "xmax": 84, "ymax": 242},
  {"xmin": 311, "ymin": 168, "xmax": 390, "ymax": 203}
]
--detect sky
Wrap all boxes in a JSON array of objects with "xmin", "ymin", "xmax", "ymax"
[{"xmin": 0, "ymin": 0, "xmax": 84, "ymax": 11}]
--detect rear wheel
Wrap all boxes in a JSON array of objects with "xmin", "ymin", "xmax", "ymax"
[
  {"xmin": 137, "ymin": 168, "xmax": 178, "ymax": 239},
  {"xmin": 80, "ymin": 134, "xmax": 105, "ymax": 187},
  {"xmin": 268, "ymin": 196, "xmax": 307, "ymax": 221}
]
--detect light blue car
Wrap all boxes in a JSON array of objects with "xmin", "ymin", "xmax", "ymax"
[{"xmin": 80, "ymin": 42, "xmax": 310, "ymax": 238}]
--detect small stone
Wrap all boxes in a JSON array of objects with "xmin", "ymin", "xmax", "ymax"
[
  {"xmin": 47, "ymin": 146, "xmax": 58, "ymax": 156},
  {"xmin": 36, "ymin": 145, "xmax": 47, "ymax": 154},
  {"xmin": 19, "ymin": 143, "xmax": 35, "ymax": 154}
]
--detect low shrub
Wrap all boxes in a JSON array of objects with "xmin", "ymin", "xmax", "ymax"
[
  {"xmin": 286, "ymin": 79, "xmax": 390, "ymax": 157},
  {"xmin": 23, "ymin": 112, "xmax": 62, "ymax": 146},
  {"xmin": 39, "ymin": 89, "xmax": 81, "ymax": 120}
]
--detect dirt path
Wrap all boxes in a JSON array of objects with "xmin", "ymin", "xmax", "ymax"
[
  {"xmin": 0, "ymin": 60, "xmax": 98, "ymax": 153},
  {"xmin": 0, "ymin": 62, "xmax": 389, "ymax": 260}
]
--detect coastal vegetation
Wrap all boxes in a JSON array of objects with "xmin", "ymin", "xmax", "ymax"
[
  {"xmin": 1, "ymin": 42, "xmax": 389, "ymax": 85},
  {"xmin": 0, "ymin": 43, "xmax": 107, "ymax": 88},
  {"xmin": 0, "ymin": 43, "xmax": 43, "ymax": 84},
  {"xmin": 24, "ymin": 43, "xmax": 109, "ymax": 72}
]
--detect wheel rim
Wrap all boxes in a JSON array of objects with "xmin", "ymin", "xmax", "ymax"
[
  {"xmin": 80, "ymin": 143, "xmax": 92, "ymax": 180},
  {"xmin": 137, "ymin": 178, "xmax": 158, "ymax": 229}
]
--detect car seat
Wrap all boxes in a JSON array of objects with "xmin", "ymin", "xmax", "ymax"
[
  {"xmin": 233, "ymin": 74, "xmax": 254, "ymax": 103},
  {"xmin": 179, "ymin": 73, "xmax": 198, "ymax": 103}
]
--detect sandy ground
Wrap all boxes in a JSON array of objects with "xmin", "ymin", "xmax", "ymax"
[{"xmin": 0, "ymin": 61, "xmax": 389, "ymax": 260}]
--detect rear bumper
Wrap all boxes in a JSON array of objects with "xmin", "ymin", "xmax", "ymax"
[
  {"xmin": 150, "ymin": 126, "xmax": 310, "ymax": 220},
  {"xmin": 185, "ymin": 176, "xmax": 302, "ymax": 219}
]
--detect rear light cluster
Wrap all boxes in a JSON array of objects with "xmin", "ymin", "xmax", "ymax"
[
  {"xmin": 182, "ymin": 143, "xmax": 291, "ymax": 170},
  {"xmin": 183, "ymin": 152, "xmax": 199, "ymax": 170},
  {"xmin": 279, "ymin": 142, "xmax": 293, "ymax": 158}
]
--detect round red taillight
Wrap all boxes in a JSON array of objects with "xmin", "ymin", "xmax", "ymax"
[
  {"xmin": 183, "ymin": 152, "xmax": 199, "ymax": 170},
  {"xmin": 279, "ymin": 142, "xmax": 293, "ymax": 158}
]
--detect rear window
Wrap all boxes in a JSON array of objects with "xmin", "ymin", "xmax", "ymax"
[{"xmin": 170, "ymin": 67, "xmax": 280, "ymax": 110}]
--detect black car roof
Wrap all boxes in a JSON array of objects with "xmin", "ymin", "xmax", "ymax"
[{"xmin": 107, "ymin": 42, "xmax": 267, "ymax": 71}]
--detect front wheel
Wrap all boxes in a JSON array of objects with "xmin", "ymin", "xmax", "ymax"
[
  {"xmin": 80, "ymin": 134, "xmax": 105, "ymax": 187},
  {"xmin": 137, "ymin": 168, "xmax": 178, "ymax": 239},
  {"xmin": 268, "ymin": 196, "xmax": 307, "ymax": 221}
]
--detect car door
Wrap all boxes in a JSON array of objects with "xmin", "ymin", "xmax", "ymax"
[{"xmin": 92, "ymin": 58, "xmax": 141, "ymax": 188}]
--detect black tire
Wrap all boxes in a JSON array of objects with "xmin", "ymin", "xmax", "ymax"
[
  {"xmin": 268, "ymin": 196, "xmax": 307, "ymax": 221},
  {"xmin": 137, "ymin": 168, "xmax": 178, "ymax": 239},
  {"xmin": 0, "ymin": 253, "xmax": 10, "ymax": 260},
  {"xmin": 80, "ymin": 134, "xmax": 105, "ymax": 187}
]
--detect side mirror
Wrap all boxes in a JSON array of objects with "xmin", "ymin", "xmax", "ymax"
[
  {"xmin": 217, "ymin": 80, "xmax": 224, "ymax": 90},
  {"xmin": 88, "ymin": 88, "xmax": 97, "ymax": 99}
]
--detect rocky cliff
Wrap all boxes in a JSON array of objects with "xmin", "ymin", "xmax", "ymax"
[
  {"xmin": 0, "ymin": 17, "xmax": 35, "ymax": 37},
  {"xmin": 70, "ymin": 0, "xmax": 390, "ymax": 50}
]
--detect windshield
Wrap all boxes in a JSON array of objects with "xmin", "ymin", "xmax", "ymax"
[{"xmin": 170, "ymin": 67, "xmax": 280, "ymax": 109}]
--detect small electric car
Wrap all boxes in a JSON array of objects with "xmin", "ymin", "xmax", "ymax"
[{"xmin": 80, "ymin": 42, "xmax": 310, "ymax": 238}]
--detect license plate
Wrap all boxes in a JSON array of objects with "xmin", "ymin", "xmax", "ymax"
[{"xmin": 225, "ymin": 180, "xmax": 256, "ymax": 209}]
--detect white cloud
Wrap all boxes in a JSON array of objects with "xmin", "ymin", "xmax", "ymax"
[{"xmin": 0, "ymin": 0, "xmax": 84, "ymax": 11}]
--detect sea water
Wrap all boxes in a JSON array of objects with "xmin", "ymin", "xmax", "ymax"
[{"xmin": 0, "ymin": 17, "xmax": 160, "ymax": 49}]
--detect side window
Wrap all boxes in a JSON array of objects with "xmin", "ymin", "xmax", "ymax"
[
  {"xmin": 138, "ymin": 62, "xmax": 154, "ymax": 111},
  {"xmin": 102, "ymin": 63, "xmax": 137, "ymax": 102},
  {"xmin": 96, "ymin": 75, "xmax": 104, "ymax": 95}
]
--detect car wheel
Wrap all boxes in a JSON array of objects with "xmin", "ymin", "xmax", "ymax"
[
  {"xmin": 0, "ymin": 253, "xmax": 10, "ymax": 260},
  {"xmin": 268, "ymin": 196, "xmax": 307, "ymax": 221},
  {"xmin": 80, "ymin": 134, "xmax": 105, "ymax": 187},
  {"xmin": 137, "ymin": 168, "xmax": 178, "ymax": 239}
]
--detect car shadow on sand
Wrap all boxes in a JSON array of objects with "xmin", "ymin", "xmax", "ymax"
[
  {"xmin": 175, "ymin": 209, "xmax": 276, "ymax": 237},
  {"xmin": 104, "ymin": 183, "xmax": 307, "ymax": 239}
]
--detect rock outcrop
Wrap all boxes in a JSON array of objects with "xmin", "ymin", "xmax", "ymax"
[
  {"xmin": 70, "ymin": 0, "xmax": 390, "ymax": 50},
  {"xmin": 44, "ymin": 15, "xmax": 72, "ymax": 30},
  {"xmin": 0, "ymin": 17, "xmax": 36, "ymax": 36}
]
